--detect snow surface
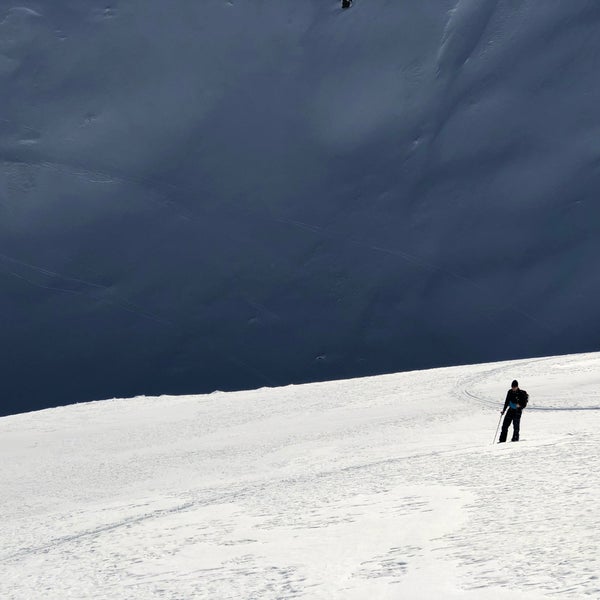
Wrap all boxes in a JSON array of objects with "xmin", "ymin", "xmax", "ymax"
[
  {"xmin": 2, "ymin": 351, "xmax": 600, "ymax": 599},
  {"xmin": 3, "ymin": 0, "xmax": 600, "ymax": 414}
]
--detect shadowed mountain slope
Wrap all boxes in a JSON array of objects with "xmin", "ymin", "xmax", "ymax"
[{"xmin": 2, "ymin": 0, "xmax": 600, "ymax": 414}]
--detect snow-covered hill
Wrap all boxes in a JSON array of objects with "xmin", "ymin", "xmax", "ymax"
[
  {"xmin": 2, "ymin": 352, "xmax": 600, "ymax": 598},
  {"xmin": 2, "ymin": 1, "xmax": 600, "ymax": 414}
]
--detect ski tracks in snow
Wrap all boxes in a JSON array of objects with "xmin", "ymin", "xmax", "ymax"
[{"xmin": 452, "ymin": 352, "xmax": 600, "ymax": 411}]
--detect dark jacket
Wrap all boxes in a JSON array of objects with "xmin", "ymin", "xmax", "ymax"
[{"xmin": 503, "ymin": 388, "xmax": 528, "ymax": 413}]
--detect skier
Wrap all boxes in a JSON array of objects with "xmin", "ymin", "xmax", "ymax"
[
  {"xmin": 498, "ymin": 380, "xmax": 528, "ymax": 442},
  {"xmin": 342, "ymin": 0, "xmax": 352, "ymax": 8}
]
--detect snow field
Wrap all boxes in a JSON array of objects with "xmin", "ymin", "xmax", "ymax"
[{"xmin": 1, "ymin": 352, "xmax": 600, "ymax": 598}]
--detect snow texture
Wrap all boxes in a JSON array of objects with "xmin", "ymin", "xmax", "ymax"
[
  {"xmin": 2, "ymin": 0, "xmax": 600, "ymax": 414},
  {"xmin": 2, "ymin": 351, "xmax": 600, "ymax": 598}
]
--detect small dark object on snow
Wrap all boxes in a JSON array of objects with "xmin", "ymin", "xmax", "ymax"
[{"xmin": 342, "ymin": 0, "xmax": 352, "ymax": 9}]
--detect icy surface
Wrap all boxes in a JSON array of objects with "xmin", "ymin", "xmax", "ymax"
[
  {"xmin": 2, "ymin": 352, "xmax": 600, "ymax": 598},
  {"xmin": 2, "ymin": 1, "xmax": 600, "ymax": 414}
]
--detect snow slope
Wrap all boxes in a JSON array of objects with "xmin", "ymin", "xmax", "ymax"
[
  {"xmin": 3, "ymin": 1, "xmax": 600, "ymax": 414},
  {"xmin": 2, "ymin": 351, "xmax": 600, "ymax": 599}
]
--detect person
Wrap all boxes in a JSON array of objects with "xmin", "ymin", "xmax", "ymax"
[{"xmin": 498, "ymin": 380, "xmax": 528, "ymax": 442}]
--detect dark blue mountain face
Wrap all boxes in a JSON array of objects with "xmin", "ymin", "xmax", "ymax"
[{"xmin": 2, "ymin": 0, "xmax": 600, "ymax": 415}]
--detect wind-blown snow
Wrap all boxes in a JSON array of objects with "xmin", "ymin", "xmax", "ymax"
[
  {"xmin": 2, "ymin": 0, "xmax": 600, "ymax": 414},
  {"xmin": 2, "ymin": 352, "xmax": 600, "ymax": 598}
]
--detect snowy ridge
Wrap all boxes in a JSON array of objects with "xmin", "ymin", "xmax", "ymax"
[{"xmin": 2, "ymin": 352, "xmax": 600, "ymax": 598}]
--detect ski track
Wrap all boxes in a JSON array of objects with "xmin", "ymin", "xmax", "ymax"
[
  {"xmin": 0, "ymin": 252, "xmax": 174, "ymax": 327},
  {"xmin": 1, "ymin": 353, "xmax": 600, "ymax": 598},
  {"xmin": 454, "ymin": 352, "xmax": 600, "ymax": 411}
]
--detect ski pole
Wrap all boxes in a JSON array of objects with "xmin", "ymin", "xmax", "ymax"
[{"xmin": 493, "ymin": 411, "xmax": 503, "ymax": 445}]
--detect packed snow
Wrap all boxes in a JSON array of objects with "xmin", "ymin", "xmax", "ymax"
[{"xmin": 2, "ymin": 351, "xmax": 599, "ymax": 599}]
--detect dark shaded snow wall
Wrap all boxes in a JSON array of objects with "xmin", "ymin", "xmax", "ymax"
[{"xmin": 2, "ymin": 0, "xmax": 600, "ymax": 414}]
